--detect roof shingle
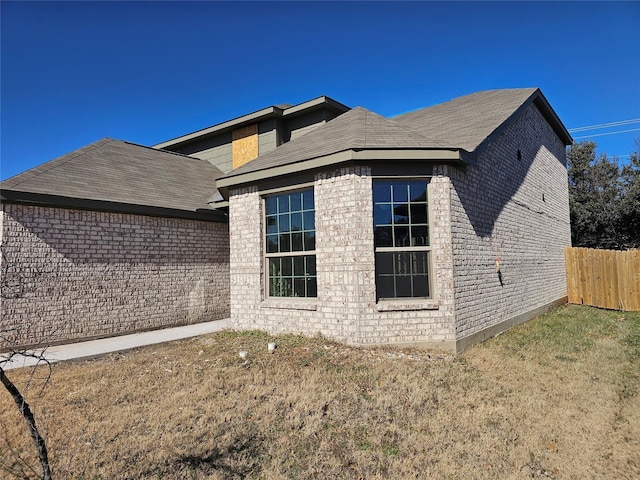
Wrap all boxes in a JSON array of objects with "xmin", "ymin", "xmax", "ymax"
[
  {"xmin": 1, "ymin": 138, "xmax": 223, "ymax": 212},
  {"xmin": 221, "ymin": 107, "xmax": 447, "ymax": 180},
  {"xmin": 220, "ymin": 88, "xmax": 568, "ymax": 183},
  {"xmin": 394, "ymin": 88, "xmax": 540, "ymax": 152}
]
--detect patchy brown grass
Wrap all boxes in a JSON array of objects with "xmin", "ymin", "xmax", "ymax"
[{"xmin": 1, "ymin": 304, "xmax": 639, "ymax": 479}]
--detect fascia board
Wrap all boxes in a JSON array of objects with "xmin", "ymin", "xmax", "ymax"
[
  {"xmin": 153, "ymin": 96, "xmax": 350, "ymax": 150},
  {"xmin": 283, "ymin": 96, "xmax": 350, "ymax": 117},
  {"xmin": 532, "ymin": 93, "xmax": 573, "ymax": 145},
  {"xmin": 207, "ymin": 200, "xmax": 230, "ymax": 209},
  {"xmin": 1, "ymin": 190, "xmax": 228, "ymax": 222},
  {"xmin": 216, "ymin": 148, "xmax": 463, "ymax": 190},
  {"xmin": 473, "ymin": 89, "xmax": 573, "ymax": 160},
  {"xmin": 153, "ymin": 106, "xmax": 283, "ymax": 149}
]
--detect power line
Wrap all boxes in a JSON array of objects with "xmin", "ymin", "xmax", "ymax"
[
  {"xmin": 569, "ymin": 118, "xmax": 640, "ymax": 133},
  {"xmin": 573, "ymin": 127, "xmax": 640, "ymax": 139}
]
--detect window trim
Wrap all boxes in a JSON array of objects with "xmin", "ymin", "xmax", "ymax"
[
  {"xmin": 262, "ymin": 185, "xmax": 317, "ymax": 299},
  {"xmin": 372, "ymin": 177, "xmax": 434, "ymax": 301}
]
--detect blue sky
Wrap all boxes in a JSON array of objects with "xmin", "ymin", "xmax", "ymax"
[{"xmin": 1, "ymin": 1, "xmax": 639, "ymax": 180}]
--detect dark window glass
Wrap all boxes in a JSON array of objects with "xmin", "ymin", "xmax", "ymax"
[
  {"xmin": 306, "ymin": 255, "xmax": 316, "ymax": 275},
  {"xmin": 392, "ymin": 183, "xmax": 409, "ymax": 202},
  {"xmin": 279, "ymin": 233, "xmax": 291, "ymax": 252},
  {"xmin": 304, "ymin": 232, "xmax": 316, "ymax": 251},
  {"xmin": 374, "ymin": 203, "xmax": 392, "ymax": 226},
  {"xmin": 291, "ymin": 232, "xmax": 303, "ymax": 251},
  {"xmin": 278, "ymin": 214, "xmax": 290, "ymax": 232},
  {"xmin": 265, "ymin": 197, "xmax": 277, "ymax": 215},
  {"xmin": 409, "ymin": 204, "xmax": 427, "ymax": 224},
  {"xmin": 266, "ymin": 235, "xmax": 278, "ymax": 253},
  {"xmin": 302, "ymin": 190, "xmax": 314, "ymax": 210},
  {"xmin": 409, "ymin": 181, "xmax": 427, "ymax": 202},
  {"xmin": 411, "ymin": 225, "xmax": 429, "ymax": 247},
  {"xmin": 373, "ymin": 180, "xmax": 430, "ymax": 299},
  {"xmin": 394, "ymin": 226, "xmax": 410, "ymax": 247},
  {"xmin": 376, "ymin": 275, "xmax": 395, "ymax": 299},
  {"xmin": 303, "ymin": 211, "xmax": 315, "ymax": 231},
  {"xmin": 290, "ymin": 212, "xmax": 302, "ymax": 231},
  {"xmin": 374, "ymin": 251, "xmax": 430, "ymax": 299},
  {"xmin": 265, "ymin": 189, "xmax": 316, "ymax": 298},
  {"xmin": 376, "ymin": 252, "xmax": 394, "ymax": 275},
  {"xmin": 278, "ymin": 196, "xmax": 290, "ymax": 213},
  {"xmin": 282, "ymin": 257, "xmax": 292, "ymax": 276},
  {"xmin": 294, "ymin": 256, "xmax": 304, "ymax": 276},
  {"xmin": 374, "ymin": 226, "xmax": 393, "ymax": 247},
  {"xmin": 394, "ymin": 212, "xmax": 409, "ymax": 224},
  {"xmin": 307, "ymin": 277, "xmax": 317, "ymax": 297},
  {"xmin": 290, "ymin": 192, "xmax": 302, "ymax": 211},
  {"xmin": 413, "ymin": 274, "xmax": 430, "ymax": 297},
  {"xmin": 373, "ymin": 180, "xmax": 393, "ymax": 203},
  {"xmin": 266, "ymin": 215, "xmax": 278, "ymax": 234},
  {"xmin": 294, "ymin": 278, "xmax": 306, "ymax": 297}
]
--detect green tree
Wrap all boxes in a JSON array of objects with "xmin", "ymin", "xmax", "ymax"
[
  {"xmin": 619, "ymin": 139, "xmax": 640, "ymax": 248},
  {"xmin": 567, "ymin": 139, "xmax": 639, "ymax": 249},
  {"xmin": 568, "ymin": 141, "xmax": 621, "ymax": 248}
]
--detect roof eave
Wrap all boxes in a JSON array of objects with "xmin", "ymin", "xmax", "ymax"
[
  {"xmin": 153, "ymin": 95, "xmax": 351, "ymax": 151},
  {"xmin": 1, "ymin": 189, "xmax": 228, "ymax": 222},
  {"xmin": 473, "ymin": 89, "xmax": 573, "ymax": 157},
  {"xmin": 216, "ymin": 148, "xmax": 466, "ymax": 196},
  {"xmin": 532, "ymin": 91, "xmax": 574, "ymax": 145},
  {"xmin": 152, "ymin": 106, "xmax": 285, "ymax": 150},
  {"xmin": 282, "ymin": 95, "xmax": 350, "ymax": 117}
]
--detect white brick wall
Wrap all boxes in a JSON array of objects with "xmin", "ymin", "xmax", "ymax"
[
  {"xmin": 450, "ymin": 103, "xmax": 571, "ymax": 341},
  {"xmin": 228, "ymin": 166, "xmax": 457, "ymax": 348},
  {"xmin": 0, "ymin": 204, "xmax": 230, "ymax": 348},
  {"xmin": 229, "ymin": 186, "xmax": 263, "ymax": 327},
  {"xmin": 227, "ymin": 103, "xmax": 570, "ymax": 352}
]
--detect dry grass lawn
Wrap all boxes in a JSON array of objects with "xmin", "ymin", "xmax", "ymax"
[{"xmin": 1, "ymin": 304, "xmax": 639, "ymax": 479}]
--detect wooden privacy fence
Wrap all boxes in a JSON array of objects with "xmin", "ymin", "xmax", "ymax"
[{"xmin": 565, "ymin": 247, "xmax": 640, "ymax": 311}]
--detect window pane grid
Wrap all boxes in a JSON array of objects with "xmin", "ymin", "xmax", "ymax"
[
  {"xmin": 373, "ymin": 180, "xmax": 431, "ymax": 300},
  {"xmin": 268, "ymin": 255, "xmax": 317, "ymax": 297},
  {"xmin": 265, "ymin": 189, "xmax": 316, "ymax": 298}
]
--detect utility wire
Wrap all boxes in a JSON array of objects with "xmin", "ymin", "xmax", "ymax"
[
  {"xmin": 569, "ymin": 118, "xmax": 640, "ymax": 133},
  {"xmin": 573, "ymin": 127, "xmax": 640, "ymax": 139}
]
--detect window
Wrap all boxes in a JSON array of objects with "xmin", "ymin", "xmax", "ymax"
[
  {"xmin": 264, "ymin": 189, "xmax": 316, "ymax": 297},
  {"xmin": 373, "ymin": 179, "xmax": 431, "ymax": 299}
]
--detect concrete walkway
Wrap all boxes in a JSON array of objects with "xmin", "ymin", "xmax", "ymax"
[{"xmin": 2, "ymin": 318, "xmax": 231, "ymax": 371}]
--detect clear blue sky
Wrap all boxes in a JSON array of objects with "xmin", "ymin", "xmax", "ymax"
[{"xmin": 1, "ymin": 1, "xmax": 639, "ymax": 180}]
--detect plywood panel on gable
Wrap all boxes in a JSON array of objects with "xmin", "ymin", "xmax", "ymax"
[{"xmin": 232, "ymin": 124, "xmax": 259, "ymax": 169}]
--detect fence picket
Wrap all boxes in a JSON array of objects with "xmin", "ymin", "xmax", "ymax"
[{"xmin": 565, "ymin": 247, "xmax": 640, "ymax": 311}]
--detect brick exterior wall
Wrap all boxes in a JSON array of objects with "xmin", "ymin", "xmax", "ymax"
[
  {"xmin": 227, "ymin": 104, "xmax": 570, "ymax": 352},
  {"xmin": 449, "ymin": 103, "xmax": 571, "ymax": 343},
  {"xmin": 229, "ymin": 166, "xmax": 457, "ymax": 349},
  {"xmin": 0, "ymin": 204, "xmax": 230, "ymax": 348}
]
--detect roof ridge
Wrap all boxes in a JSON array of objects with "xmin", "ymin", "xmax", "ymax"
[
  {"xmin": 356, "ymin": 106, "xmax": 452, "ymax": 148},
  {"xmin": 117, "ymin": 139, "xmax": 211, "ymax": 165}
]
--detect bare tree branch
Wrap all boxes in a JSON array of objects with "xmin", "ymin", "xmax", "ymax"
[{"xmin": 0, "ymin": 367, "xmax": 52, "ymax": 480}]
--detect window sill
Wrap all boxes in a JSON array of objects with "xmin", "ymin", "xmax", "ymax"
[
  {"xmin": 376, "ymin": 299, "xmax": 440, "ymax": 312},
  {"xmin": 260, "ymin": 299, "xmax": 318, "ymax": 311}
]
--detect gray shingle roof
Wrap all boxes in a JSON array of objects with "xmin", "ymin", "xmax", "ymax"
[
  {"xmin": 221, "ymin": 107, "xmax": 447, "ymax": 180},
  {"xmin": 1, "ymin": 138, "xmax": 223, "ymax": 212},
  {"xmin": 220, "ymin": 88, "xmax": 569, "ymax": 184},
  {"xmin": 393, "ymin": 88, "xmax": 540, "ymax": 152}
]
